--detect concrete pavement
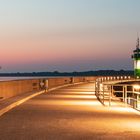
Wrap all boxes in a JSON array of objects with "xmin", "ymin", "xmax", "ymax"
[
  {"xmin": 0, "ymin": 90, "xmax": 45, "ymax": 117},
  {"xmin": 0, "ymin": 83, "xmax": 140, "ymax": 140}
]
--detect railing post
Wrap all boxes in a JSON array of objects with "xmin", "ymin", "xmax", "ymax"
[
  {"xmin": 124, "ymin": 85, "xmax": 127, "ymax": 106},
  {"xmin": 123, "ymin": 85, "xmax": 125, "ymax": 102},
  {"xmin": 132, "ymin": 86, "xmax": 134, "ymax": 108},
  {"xmin": 97, "ymin": 81, "xmax": 99, "ymax": 97},
  {"xmin": 109, "ymin": 85, "xmax": 111, "ymax": 106},
  {"xmin": 111, "ymin": 85, "xmax": 114, "ymax": 105},
  {"xmin": 136, "ymin": 94, "xmax": 139, "ymax": 109},
  {"xmin": 95, "ymin": 80, "xmax": 97, "ymax": 96},
  {"xmin": 103, "ymin": 84, "xmax": 105, "ymax": 105}
]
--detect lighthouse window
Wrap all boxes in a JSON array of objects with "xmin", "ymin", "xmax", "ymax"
[{"xmin": 136, "ymin": 61, "xmax": 140, "ymax": 69}]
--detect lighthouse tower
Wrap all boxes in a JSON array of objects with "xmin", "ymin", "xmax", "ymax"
[{"xmin": 132, "ymin": 37, "xmax": 140, "ymax": 76}]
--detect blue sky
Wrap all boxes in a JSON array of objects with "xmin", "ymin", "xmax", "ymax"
[{"xmin": 0, "ymin": 0, "xmax": 140, "ymax": 72}]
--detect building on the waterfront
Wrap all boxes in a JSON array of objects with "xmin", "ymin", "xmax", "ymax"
[{"xmin": 132, "ymin": 37, "xmax": 140, "ymax": 76}]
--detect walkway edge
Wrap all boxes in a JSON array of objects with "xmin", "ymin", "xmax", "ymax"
[
  {"xmin": 47, "ymin": 82, "xmax": 85, "ymax": 92},
  {"xmin": 0, "ymin": 90, "xmax": 44, "ymax": 117},
  {"xmin": 0, "ymin": 82, "xmax": 86, "ymax": 117}
]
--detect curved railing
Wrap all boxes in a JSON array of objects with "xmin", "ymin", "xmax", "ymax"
[
  {"xmin": 1, "ymin": 75, "xmax": 140, "ymax": 111},
  {"xmin": 95, "ymin": 76, "xmax": 140, "ymax": 110}
]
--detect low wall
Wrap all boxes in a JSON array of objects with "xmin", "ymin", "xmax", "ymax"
[
  {"xmin": 47, "ymin": 77, "xmax": 72, "ymax": 89},
  {"xmin": 0, "ymin": 79, "xmax": 40, "ymax": 100},
  {"xmin": 83, "ymin": 76, "xmax": 97, "ymax": 82},
  {"xmin": 73, "ymin": 77, "xmax": 85, "ymax": 83},
  {"xmin": 0, "ymin": 76, "xmax": 96, "ymax": 101},
  {"xmin": 47, "ymin": 77, "xmax": 97, "ymax": 89}
]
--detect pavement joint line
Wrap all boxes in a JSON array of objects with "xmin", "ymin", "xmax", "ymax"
[{"xmin": 0, "ymin": 82, "xmax": 87, "ymax": 117}]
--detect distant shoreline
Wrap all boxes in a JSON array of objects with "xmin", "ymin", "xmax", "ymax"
[{"xmin": 0, "ymin": 70, "xmax": 133, "ymax": 77}]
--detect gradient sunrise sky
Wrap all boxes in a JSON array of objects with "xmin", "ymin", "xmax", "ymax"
[{"xmin": 0, "ymin": 0, "xmax": 140, "ymax": 72}]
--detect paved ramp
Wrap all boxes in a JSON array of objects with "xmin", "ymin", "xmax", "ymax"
[{"xmin": 0, "ymin": 83, "xmax": 140, "ymax": 140}]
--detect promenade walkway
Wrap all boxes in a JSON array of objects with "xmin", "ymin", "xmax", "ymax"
[{"xmin": 0, "ymin": 83, "xmax": 140, "ymax": 140}]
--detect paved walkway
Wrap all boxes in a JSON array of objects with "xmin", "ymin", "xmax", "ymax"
[{"xmin": 0, "ymin": 83, "xmax": 140, "ymax": 140}]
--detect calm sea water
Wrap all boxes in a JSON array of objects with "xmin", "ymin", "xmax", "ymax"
[{"xmin": 0, "ymin": 76, "xmax": 54, "ymax": 81}]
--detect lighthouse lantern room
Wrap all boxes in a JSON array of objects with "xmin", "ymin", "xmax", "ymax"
[{"xmin": 132, "ymin": 37, "xmax": 140, "ymax": 76}]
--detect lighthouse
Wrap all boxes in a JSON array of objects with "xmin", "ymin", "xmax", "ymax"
[{"xmin": 132, "ymin": 37, "xmax": 140, "ymax": 77}]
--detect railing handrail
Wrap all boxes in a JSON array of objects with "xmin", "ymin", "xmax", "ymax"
[{"xmin": 95, "ymin": 75, "xmax": 140, "ymax": 111}]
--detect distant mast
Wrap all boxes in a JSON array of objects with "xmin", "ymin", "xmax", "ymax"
[
  {"xmin": 132, "ymin": 37, "xmax": 140, "ymax": 77},
  {"xmin": 136, "ymin": 37, "xmax": 139, "ymax": 49}
]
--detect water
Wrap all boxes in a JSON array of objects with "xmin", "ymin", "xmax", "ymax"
[{"xmin": 0, "ymin": 76, "xmax": 52, "ymax": 81}]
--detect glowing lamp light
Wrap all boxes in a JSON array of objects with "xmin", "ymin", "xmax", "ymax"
[
  {"xmin": 133, "ymin": 85, "xmax": 140, "ymax": 90},
  {"xmin": 136, "ymin": 61, "xmax": 140, "ymax": 69}
]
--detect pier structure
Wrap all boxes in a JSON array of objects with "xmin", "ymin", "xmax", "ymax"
[{"xmin": 0, "ymin": 76, "xmax": 140, "ymax": 139}]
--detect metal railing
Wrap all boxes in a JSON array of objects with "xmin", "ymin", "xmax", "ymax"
[{"xmin": 95, "ymin": 76, "xmax": 140, "ymax": 110}]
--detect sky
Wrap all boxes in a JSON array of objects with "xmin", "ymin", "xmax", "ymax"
[{"xmin": 0, "ymin": 0, "xmax": 140, "ymax": 72}]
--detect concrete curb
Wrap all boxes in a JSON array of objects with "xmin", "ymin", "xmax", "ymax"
[
  {"xmin": 0, "ymin": 90, "xmax": 44, "ymax": 117},
  {"xmin": 47, "ymin": 82, "xmax": 86, "ymax": 92},
  {"xmin": 0, "ymin": 82, "xmax": 86, "ymax": 117}
]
